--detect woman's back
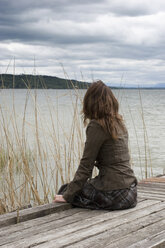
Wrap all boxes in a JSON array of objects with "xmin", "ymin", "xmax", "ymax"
[{"xmin": 88, "ymin": 120, "xmax": 137, "ymax": 191}]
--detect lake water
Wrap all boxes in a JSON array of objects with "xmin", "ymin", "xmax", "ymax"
[{"xmin": 0, "ymin": 88, "xmax": 165, "ymax": 183}]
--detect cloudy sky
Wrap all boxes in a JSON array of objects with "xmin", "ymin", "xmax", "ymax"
[{"xmin": 1, "ymin": 0, "xmax": 165, "ymax": 86}]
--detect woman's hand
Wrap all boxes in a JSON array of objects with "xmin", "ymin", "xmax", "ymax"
[{"xmin": 53, "ymin": 195, "xmax": 66, "ymax": 203}]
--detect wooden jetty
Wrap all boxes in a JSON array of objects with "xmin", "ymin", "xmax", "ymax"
[{"xmin": 0, "ymin": 176, "xmax": 165, "ymax": 248}]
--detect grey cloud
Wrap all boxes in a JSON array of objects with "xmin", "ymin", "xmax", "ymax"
[{"xmin": 1, "ymin": 0, "xmax": 165, "ymax": 85}]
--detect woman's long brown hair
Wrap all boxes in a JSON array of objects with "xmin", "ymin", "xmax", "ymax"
[{"xmin": 82, "ymin": 80, "xmax": 125, "ymax": 140}]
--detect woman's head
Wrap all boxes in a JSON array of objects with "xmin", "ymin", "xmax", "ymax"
[{"xmin": 82, "ymin": 80, "xmax": 125, "ymax": 139}]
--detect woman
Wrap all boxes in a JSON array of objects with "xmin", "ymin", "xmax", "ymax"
[{"xmin": 54, "ymin": 81, "xmax": 137, "ymax": 210}]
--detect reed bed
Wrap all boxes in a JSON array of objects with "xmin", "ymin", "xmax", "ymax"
[
  {"xmin": 0, "ymin": 78, "xmax": 87, "ymax": 214},
  {"xmin": 0, "ymin": 76, "xmax": 154, "ymax": 215}
]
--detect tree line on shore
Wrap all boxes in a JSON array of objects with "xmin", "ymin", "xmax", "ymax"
[{"xmin": 0, "ymin": 74, "xmax": 90, "ymax": 89}]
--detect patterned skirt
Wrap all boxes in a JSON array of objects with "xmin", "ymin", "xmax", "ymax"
[{"xmin": 58, "ymin": 181, "xmax": 137, "ymax": 210}]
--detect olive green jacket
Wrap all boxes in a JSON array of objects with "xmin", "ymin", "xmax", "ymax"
[{"xmin": 63, "ymin": 120, "xmax": 137, "ymax": 203}]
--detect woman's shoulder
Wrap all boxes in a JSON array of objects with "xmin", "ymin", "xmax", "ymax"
[
  {"xmin": 87, "ymin": 119, "xmax": 107, "ymax": 136},
  {"xmin": 86, "ymin": 119, "xmax": 108, "ymax": 141},
  {"xmin": 88, "ymin": 119, "xmax": 101, "ymax": 128},
  {"xmin": 87, "ymin": 119, "xmax": 128, "ymax": 140}
]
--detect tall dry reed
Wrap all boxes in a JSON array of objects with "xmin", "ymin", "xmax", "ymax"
[{"xmin": 0, "ymin": 74, "xmax": 153, "ymax": 214}]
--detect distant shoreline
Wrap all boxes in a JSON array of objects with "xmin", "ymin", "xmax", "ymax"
[
  {"xmin": 0, "ymin": 73, "xmax": 164, "ymax": 89},
  {"xmin": 1, "ymin": 87, "xmax": 165, "ymax": 90}
]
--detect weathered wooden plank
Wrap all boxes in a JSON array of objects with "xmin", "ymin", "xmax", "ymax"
[
  {"xmin": 67, "ymin": 209, "xmax": 165, "ymax": 248},
  {"xmin": 0, "ymin": 176, "xmax": 164, "ymax": 248},
  {"xmin": 138, "ymin": 197, "xmax": 164, "ymax": 202},
  {"xmin": 138, "ymin": 183, "xmax": 165, "ymax": 190},
  {"xmin": 137, "ymin": 198, "xmax": 147, "ymax": 202},
  {"xmin": 139, "ymin": 177, "xmax": 165, "ymax": 183},
  {"xmin": 137, "ymin": 182, "xmax": 165, "ymax": 189},
  {"xmin": 138, "ymin": 191, "xmax": 165, "ymax": 197},
  {"xmin": 138, "ymin": 182, "xmax": 165, "ymax": 189},
  {"xmin": 138, "ymin": 190, "xmax": 165, "ymax": 197},
  {"xmin": 0, "ymin": 208, "xmax": 86, "ymax": 236},
  {"xmin": 138, "ymin": 177, "xmax": 165, "ymax": 202},
  {"xmin": 105, "ymin": 220, "xmax": 165, "ymax": 248},
  {"xmin": 138, "ymin": 186, "xmax": 165, "ymax": 194},
  {"xmin": 2, "ymin": 200, "xmax": 163, "ymax": 248},
  {"xmin": 138, "ymin": 189, "xmax": 165, "ymax": 195},
  {"xmin": 137, "ymin": 195, "xmax": 165, "ymax": 201},
  {"xmin": 0, "ymin": 208, "xmax": 108, "ymax": 246},
  {"xmin": 138, "ymin": 193, "xmax": 165, "ymax": 201},
  {"xmin": 28, "ymin": 203, "xmax": 165, "ymax": 248},
  {"xmin": 0, "ymin": 198, "xmax": 144, "ymax": 237},
  {"xmin": 0, "ymin": 202, "xmax": 72, "ymax": 228},
  {"xmin": 127, "ymin": 230, "xmax": 165, "ymax": 248}
]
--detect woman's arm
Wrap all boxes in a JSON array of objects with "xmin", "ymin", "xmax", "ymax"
[{"xmin": 61, "ymin": 120, "xmax": 107, "ymax": 203}]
